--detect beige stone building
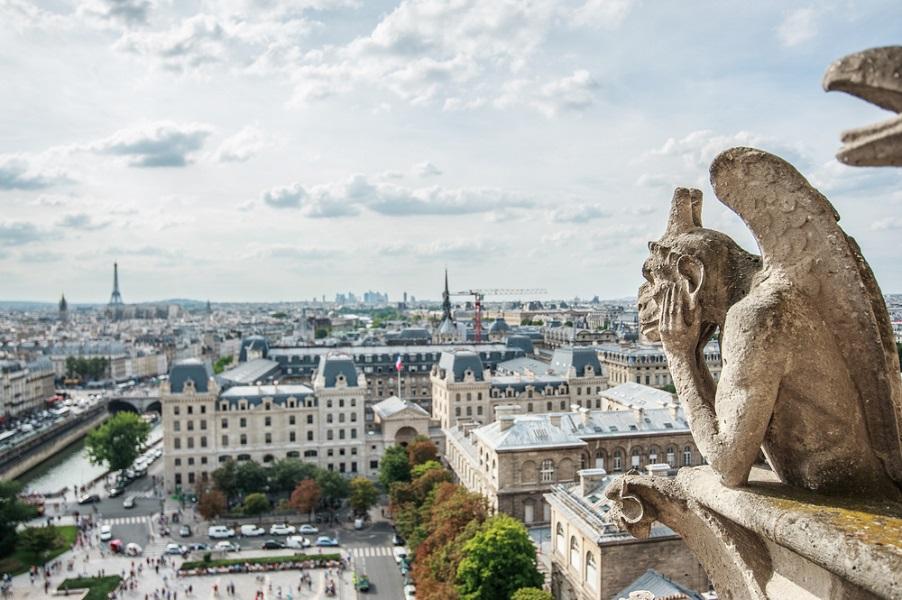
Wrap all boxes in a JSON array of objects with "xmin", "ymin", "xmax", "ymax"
[
  {"xmin": 162, "ymin": 353, "xmax": 380, "ymax": 492},
  {"xmin": 0, "ymin": 358, "xmax": 55, "ymax": 418},
  {"xmin": 546, "ymin": 467, "xmax": 709, "ymax": 600},
  {"xmin": 431, "ymin": 346, "xmax": 609, "ymax": 430},
  {"xmin": 444, "ymin": 407, "xmax": 587, "ymax": 524},
  {"xmin": 597, "ymin": 342, "xmax": 721, "ymax": 388}
]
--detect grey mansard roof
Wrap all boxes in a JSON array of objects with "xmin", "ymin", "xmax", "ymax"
[
  {"xmin": 558, "ymin": 406, "xmax": 688, "ymax": 438},
  {"xmin": 373, "ymin": 395, "xmax": 429, "ymax": 420},
  {"xmin": 437, "ymin": 350, "xmax": 485, "ymax": 382},
  {"xmin": 505, "ymin": 335, "xmax": 535, "ymax": 354},
  {"xmin": 220, "ymin": 383, "xmax": 314, "ymax": 406},
  {"xmin": 472, "ymin": 414, "xmax": 586, "ymax": 452},
  {"xmin": 217, "ymin": 358, "xmax": 280, "ymax": 387},
  {"xmin": 169, "ymin": 358, "xmax": 213, "ymax": 393},
  {"xmin": 602, "ymin": 382, "xmax": 675, "ymax": 410},
  {"xmin": 239, "ymin": 335, "xmax": 269, "ymax": 362},
  {"xmin": 317, "ymin": 353, "xmax": 359, "ymax": 387},
  {"xmin": 550, "ymin": 346, "xmax": 603, "ymax": 377},
  {"xmin": 612, "ymin": 569, "xmax": 704, "ymax": 600}
]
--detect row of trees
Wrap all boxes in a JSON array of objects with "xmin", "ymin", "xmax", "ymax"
[
  {"xmin": 385, "ymin": 441, "xmax": 546, "ymax": 600},
  {"xmin": 64, "ymin": 356, "xmax": 110, "ymax": 381},
  {"xmin": 195, "ymin": 458, "xmax": 380, "ymax": 521}
]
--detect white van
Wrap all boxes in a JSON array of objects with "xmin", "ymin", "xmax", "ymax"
[
  {"xmin": 240, "ymin": 524, "xmax": 264, "ymax": 537},
  {"xmin": 208, "ymin": 525, "xmax": 235, "ymax": 539}
]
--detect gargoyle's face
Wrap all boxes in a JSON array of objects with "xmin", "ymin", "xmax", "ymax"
[{"xmin": 638, "ymin": 244, "xmax": 675, "ymax": 342}]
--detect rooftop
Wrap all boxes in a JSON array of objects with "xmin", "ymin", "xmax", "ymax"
[
  {"xmin": 473, "ymin": 413, "xmax": 587, "ymax": 452},
  {"xmin": 602, "ymin": 382, "xmax": 676, "ymax": 410}
]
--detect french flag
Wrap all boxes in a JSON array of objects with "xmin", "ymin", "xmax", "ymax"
[{"xmin": 395, "ymin": 355, "xmax": 403, "ymax": 372}]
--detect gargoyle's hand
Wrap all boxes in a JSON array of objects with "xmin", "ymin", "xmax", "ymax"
[{"xmin": 659, "ymin": 281, "xmax": 702, "ymax": 357}]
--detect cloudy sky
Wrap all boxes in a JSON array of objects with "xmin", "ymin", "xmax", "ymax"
[{"xmin": 1, "ymin": 0, "xmax": 900, "ymax": 303}]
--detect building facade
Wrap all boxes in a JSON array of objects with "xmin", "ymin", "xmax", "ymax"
[
  {"xmin": 598, "ymin": 343, "xmax": 721, "ymax": 388},
  {"xmin": 546, "ymin": 468, "xmax": 709, "ymax": 600}
]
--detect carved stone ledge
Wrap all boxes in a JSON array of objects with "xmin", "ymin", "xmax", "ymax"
[{"xmin": 606, "ymin": 466, "xmax": 902, "ymax": 600}]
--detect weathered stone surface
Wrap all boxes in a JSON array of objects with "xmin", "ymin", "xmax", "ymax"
[
  {"xmin": 605, "ymin": 467, "xmax": 902, "ymax": 600},
  {"xmin": 824, "ymin": 46, "xmax": 902, "ymax": 166}
]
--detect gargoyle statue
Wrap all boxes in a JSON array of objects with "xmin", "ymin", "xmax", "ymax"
[{"xmin": 638, "ymin": 147, "xmax": 902, "ymax": 499}]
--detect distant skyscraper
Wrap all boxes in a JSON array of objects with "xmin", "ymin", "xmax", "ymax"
[{"xmin": 109, "ymin": 262, "xmax": 124, "ymax": 306}]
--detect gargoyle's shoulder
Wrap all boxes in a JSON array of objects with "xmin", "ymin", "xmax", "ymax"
[{"xmin": 726, "ymin": 279, "xmax": 799, "ymax": 332}]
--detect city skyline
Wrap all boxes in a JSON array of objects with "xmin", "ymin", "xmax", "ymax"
[{"xmin": 2, "ymin": 0, "xmax": 901, "ymax": 302}]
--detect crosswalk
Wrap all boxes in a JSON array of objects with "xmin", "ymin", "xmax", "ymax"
[
  {"xmin": 348, "ymin": 546, "xmax": 393, "ymax": 558},
  {"xmin": 101, "ymin": 516, "xmax": 152, "ymax": 526}
]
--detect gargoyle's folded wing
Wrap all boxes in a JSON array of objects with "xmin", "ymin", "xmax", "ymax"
[{"xmin": 710, "ymin": 147, "xmax": 902, "ymax": 485}]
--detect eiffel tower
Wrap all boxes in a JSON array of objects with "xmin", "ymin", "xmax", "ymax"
[{"xmin": 109, "ymin": 262, "xmax": 123, "ymax": 306}]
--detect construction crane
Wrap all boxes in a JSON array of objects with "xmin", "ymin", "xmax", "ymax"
[{"xmin": 451, "ymin": 288, "xmax": 547, "ymax": 342}]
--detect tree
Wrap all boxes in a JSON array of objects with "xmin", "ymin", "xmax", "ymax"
[
  {"xmin": 269, "ymin": 459, "xmax": 318, "ymax": 494},
  {"xmin": 512, "ymin": 588, "xmax": 552, "ymax": 600},
  {"xmin": 17, "ymin": 526, "xmax": 61, "ymax": 562},
  {"xmin": 662, "ymin": 383, "xmax": 677, "ymax": 394},
  {"xmin": 197, "ymin": 489, "xmax": 227, "ymax": 520},
  {"xmin": 455, "ymin": 515, "xmax": 543, "ymax": 600},
  {"xmin": 212, "ymin": 355, "xmax": 233, "ymax": 374},
  {"xmin": 0, "ymin": 480, "xmax": 35, "ymax": 555},
  {"xmin": 235, "ymin": 461, "xmax": 268, "ymax": 497},
  {"xmin": 211, "ymin": 461, "xmax": 239, "ymax": 502},
  {"xmin": 290, "ymin": 479, "xmax": 321, "ymax": 520},
  {"xmin": 411, "ymin": 460, "xmax": 443, "ymax": 480},
  {"xmin": 407, "ymin": 437, "xmax": 438, "ymax": 466},
  {"xmin": 380, "ymin": 445, "xmax": 411, "ymax": 490},
  {"xmin": 315, "ymin": 470, "xmax": 350, "ymax": 509},
  {"xmin": 85, "ymin": 412, "xmax": 150, "ymax": 472},
  {"xmin": 242, "ymin": 493, "xmax": 270, "ymax": 521},
  {"xmin": 349, "ymin": 477, "xmax": 379, "ymax": 516}
]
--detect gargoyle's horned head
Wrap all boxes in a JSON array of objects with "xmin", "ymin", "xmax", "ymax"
[{"xmin": 823, "ymin": 46, "xmax": 902, "ymax": 167}]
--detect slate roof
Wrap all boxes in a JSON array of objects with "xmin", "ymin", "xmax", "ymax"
[
  {"xmin": 473, "ymin": 414, "xmax": 586, "ymax": 452},
  {"xmin": 611, "ymin": 569, "xmax": 704, "ymax": 600},
  {"xmin": 550, "ymin": 346, "xmax": 603, "ymax": 377},
  {"xmin": 373, "ymin": 395, "xmax": 429, "ymax": 420},
  {"xmin": 239, "ymin": 335, "xmax": 269, "ymax": 362},
  {"xmin": 169, "ymin": 358, "xmax": 213, "ymax": 393},
  {"xmin": 488, "ymin": 318, "xmax": 510, "ymax": 333},
  {"xmin": 558, "ymin": 406, "xmax": 688, "ymax": 438},
  {"xmin": 317, "ymin": 353, "xmax": 359, "ymax": 387},
  {"xmin": 506, "ymin": 334, "xmax": 535, "ymax": 354},
  {"xmin": 437, "ymin": 350, "xmax": 485, "ymax": 382},
  {"xmin": 217, "ymin": 358, "xmax": 280, "ymax": 387},
  {"xmin": 220, "ymin": 384, "xmax": 314, "ymax": 406},
  {"xmin": 602, "ymin": 382, "xmax": 675, "ymax": 410},
  {"xmin": 495, "ymin": 357, "xmax": 555, "ymax": 376}
]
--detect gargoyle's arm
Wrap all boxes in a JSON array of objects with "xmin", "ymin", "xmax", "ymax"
[{"xmin": 670, "ymin": 309, "xmax": 785, "ymax": 487}]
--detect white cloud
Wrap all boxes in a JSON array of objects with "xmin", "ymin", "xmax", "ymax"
[
  {"xmin": 376, "ymin": 237, "xmax": 505, "ymax": 259},
  {"xmin": 57, "ymin": 213, "xmax": 111, "ymax": 230},
  {"xmin": 548, "ymin": 204, "xmax": 610, "ymax": 223},
  {"xmin": 0, "ymin": 221, "xmax": 50, "ymax": 246},
  {"xmin": 0, "ymin": 154, "xmax": 70, "ymax": 190},
  {"xmin": 262, "ymin": 182, "xmax": 306, "ymax": 208},
  {"xmin": 79, "ymin": 0, "xmax": 155, "ymax": 27},
  {"xmin": 213, "ymin": 127, "xmax": 267, "ymax": 163},
  {"xmin": 871, "ymin": 216, "xmax": 902, "ymax": 231},
  {"xmin": 494, "ymin": 70, "xmax": 599, "ymax": 117},
  {"xmin": 1, "ymin": 0, "xmax": 72, "ymax": 31},
  {"xmin": 569, "ymin": 0, "xmax": 636, "ymax": 29},
  {"xmin": 776, "ymin": 7, "xmax": 817, "ymax": 47},
  {"xmin": 18, "ymin": 250, "xmax": 64, "ymax": 263},
  {"xmin": 415, "ymin": 161, "xmax": 441, "ymax": 177},
  {"xmin": 90, "ymin": 122, "xmax": 213, "ymax": 167}
]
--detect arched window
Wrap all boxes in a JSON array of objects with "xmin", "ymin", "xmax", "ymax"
[
  {"xmin": 613, "ymin": 450, "xmax": 623, "ymax": 472},
  {"xmin": 683, "ymin": 446, "xmax": 693, "ymax": 466},
  {"xmin": 569, "ymin": 537, "xmax": 580, "ymax": 569},
  {"xmin": 631, "ymin": 447, "xmax": 642, "ymax": 467},
  {"xmin": 540, "ymin": 459, "xmax": 555, "ymax": 483},
  {"xmin": 666, "ymin": 446, "xmax": 676, "ymax": 467},
  {"xmin": 648, "ymin": 446, "xmax": 659, "ymax": 464},
  {"xmin": 523, "ymin": 499, "xmax": 535, "ymax": 524},
  {"xmin": 594, "ymin": 449, "xmax": 605, "ymax": 470},
  {"xmin": 585, "ymin": 552, "xmax": 597, "ymax": 588},
  {"xmin": 555, "ymin": 523, "xmax": 565, "ymax": 555}
]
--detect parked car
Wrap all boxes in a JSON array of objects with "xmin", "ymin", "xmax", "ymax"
[
  {"xmin": 164, "ymin": 543, "xmax": 187, "ymax": 556},
  {"xmin": 125, "ymin": 543, "xmax": 142, "ymax": 556},
  {"xmin": 78, "ymin": 494, "xmax": 101, "ymax": 505},
  {"xmin": 298, "ymin": 524, "xmax": 318, "ymax": 534},
  {"xmin": 285, "ymin": 536, "xmax": 311, "ymax": 549},
  {"xmin": 240, "ymin": 524, "xmax": 265, "ymax": 537},
  {"xmin": 208, "ymin": 525, "xmax": 235, "ymax": 539},
  {"xmin": 99, "ymin": 525, "xmax": 112, "ymax": 541},
  {"xmin": 214, "ymin": 541, "xmax": 240, "ymax": 552},
  {"xmin": 393, "ymin": 547, "xmax": 409, "ymax": 564},
  {"xmin": 315, "ymin": 536, "xmax": 339, "ymax": 547},
  {"xmin": 353, "ymin": 573, "xmax": 370, "ymax": 592},
  {"xmin": 122, "ymin": 496, "xmax": 136, "ymax": 509},
  {"xmin": 179, "ymin": 525, "xmax": 192, "ymax": 538},
  {"xmin": 188, "ymin": 543, "xmax": 210, "ymax": 552},
  {"xmin": 404, "ymin": 584, "xmax": 416, "ymax": 599},
  {"xmin": 108, "ymin": 487, "xmax": 124, "ymax": 498},
  {"xmin": 269, "ymin": 523, "xmax": 296, "ymax": 536},
  {"xmin": 261, "ymin": 540, "xmax": 286, "ymax": 550},
  {"xmin": 354, "ymin": 517, "xmax": 365, "ymax": 530},
  {"xmin": 392, "ymin": 533, "xmax": 406, "ymax": 546}
]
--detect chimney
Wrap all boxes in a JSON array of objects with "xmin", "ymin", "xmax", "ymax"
[
  {"xmin": 646, "ymin": 463, "xmax": 670, "ymax": 477},
  {"xmin": 570, "ymin": 403, "xmax": 581, "ymax": 414},
  {"xmin": 578, "ymin": 468, "xmax": 608, "ymax": 495},
  {"xmin": 495, "ymin": 404, "xmax": 520, "ymax": 432},
  {"xmin": 579, "ymin": 408, "xmax": 591, "ymax": 426},
  {"xmin": 632, "ymin": 404, "xmax": 644, "ymax": 421},
  {"xmin": 549, "ymin": 413, "xmax": 561, "ymax": 427}
]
